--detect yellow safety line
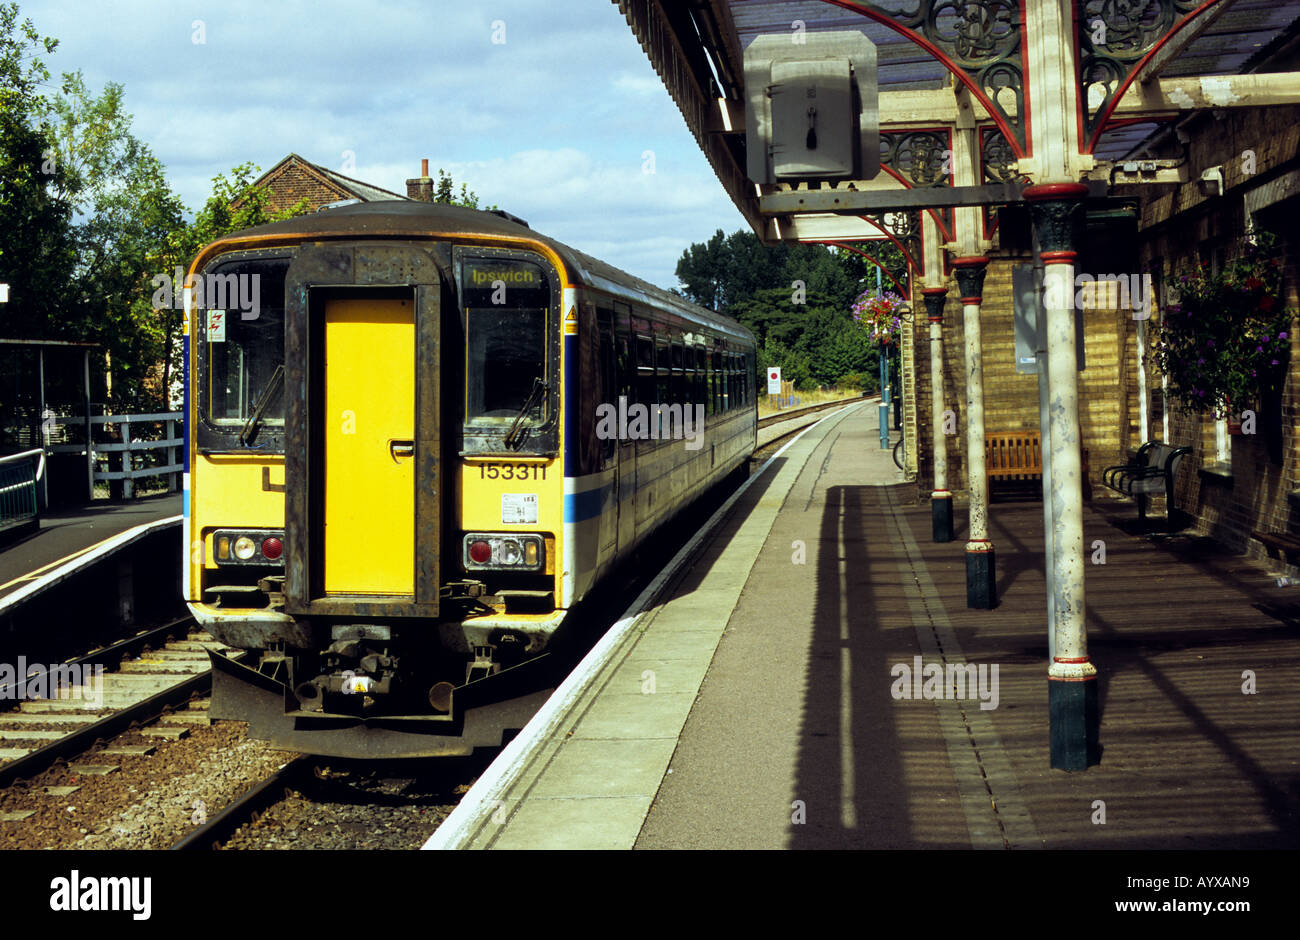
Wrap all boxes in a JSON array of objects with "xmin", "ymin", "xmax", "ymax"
[{"xmin": 0, "ymin": 530, "xmax": 127, "ymax": 593}]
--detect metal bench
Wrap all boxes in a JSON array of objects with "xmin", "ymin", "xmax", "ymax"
[
  {"xmin": 984, "ymin": 431, "xmax": 1091, "ymax": 500},
  {"xmin": 1101, "ymin": 441, "xmax": 1190, "ymax": 521}
]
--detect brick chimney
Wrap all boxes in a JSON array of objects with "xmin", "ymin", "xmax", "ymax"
[{"xmin": 406, "ymin": 158, "xmax": 433, "ymax": 202}]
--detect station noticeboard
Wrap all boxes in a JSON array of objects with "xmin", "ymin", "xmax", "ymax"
[{"xmin": 767, "ymin": 366, "xmax": 782, "ymax": 395}]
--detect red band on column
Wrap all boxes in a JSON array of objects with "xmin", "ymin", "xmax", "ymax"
[
  {"xmin": 1053, "ymin": 656, "xmax": 1092, "ymax": 664},
  {"xmin": 1022, "ymin": 182, "xmax": 1090, "ymax": 201},
  {"xmin": 1040, "ymin": 250, "xmax": 1078, "ymax": 264}
]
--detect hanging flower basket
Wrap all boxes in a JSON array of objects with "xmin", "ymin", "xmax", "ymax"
[
  {"xmin": 851, "ymin": 291, "xmax": 907, "ymax": 346},
  {"xmin": 1151, "ymin": 236, "xmax": 1294, "ymax": 418}
]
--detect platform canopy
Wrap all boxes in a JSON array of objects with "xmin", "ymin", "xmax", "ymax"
[{"xmin": 615, "ymin": 0, "xmax": 1300, "ymax": 248}]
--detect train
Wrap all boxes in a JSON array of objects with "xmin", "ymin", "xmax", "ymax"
[{"xmin": 182, "ymin": 199, "xmax": 758, "ymax": 757}]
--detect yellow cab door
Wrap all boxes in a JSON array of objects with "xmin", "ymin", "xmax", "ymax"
[{"xmin": 322, "ymin": 296, "xmax": 415, "ymax": 594}]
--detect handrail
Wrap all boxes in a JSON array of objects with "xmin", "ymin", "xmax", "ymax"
[{"xmin": 0, "ymin": 447, "xmax": 45, "ymax": 481}]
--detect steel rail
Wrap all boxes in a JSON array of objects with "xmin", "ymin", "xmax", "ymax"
[{"xmin": 169, "ymin": 757, "xmax": 313, "ymax": 850}]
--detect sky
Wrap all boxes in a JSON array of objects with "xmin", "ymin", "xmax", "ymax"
[{"xmin": 17, "ymin": 0, "xmax": 750, "ymax": 290}]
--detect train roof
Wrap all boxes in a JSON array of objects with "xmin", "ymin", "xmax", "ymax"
[{"xmin": 217, "ymin": 200, "xmax": 754, "ymax": 344}]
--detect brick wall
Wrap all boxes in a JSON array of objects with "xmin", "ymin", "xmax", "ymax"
[
  {"xmin": 909, "ymin": 259, "xmax": 1130, "ymax": 494},
  {"xmin": 1127, "ymin": 105, "xmax": 1300, "ymax": 570},
  {"xmin": 260, "ymin": 161, "xmax": 349, "ymax": 215}
]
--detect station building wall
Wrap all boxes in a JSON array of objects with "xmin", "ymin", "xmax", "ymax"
[
  {"xmin": 906, "ymin": 103, "xmax": 1300, "ymax": 574},
  {"xmin": 1127, "ymin": 104, "xmax": 1300, "ymax": 566}
]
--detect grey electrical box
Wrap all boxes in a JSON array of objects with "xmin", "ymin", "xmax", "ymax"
[
  {"xmin": 744, "ymin": 31, "xmax": 878, "ymax": 185},
  {"xmin": 1013, "ymin": 264, "xmax": 1085, "ymax": 374}
]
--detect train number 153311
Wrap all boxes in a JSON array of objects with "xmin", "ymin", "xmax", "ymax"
[{"xmin": 477, "ymin": 463, "xmax": 547, "ymax": 481}]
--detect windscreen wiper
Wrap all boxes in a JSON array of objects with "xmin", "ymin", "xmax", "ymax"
[
  {"xmin": 504, "ymin": 377, "xmax": 547, "ymax": 450},
  {"xmin": 238, "ymin": 364, "xmax": 285, "ymax": 447}
]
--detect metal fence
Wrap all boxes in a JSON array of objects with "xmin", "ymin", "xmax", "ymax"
[
  {"xmin": 0, "ymin": 448, "xmax": 44, "ymax": 533},
  {"xmin": 48, "ymin": 412, "xmax": 182, "ymax": 499}
]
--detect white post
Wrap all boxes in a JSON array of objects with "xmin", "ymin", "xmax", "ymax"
[
  {"xmin": 1137, "ymin": 318, "xmax": 1149, "ymax": 443},
  {"xmin": 122, "ymin": 417, "xmax": 132, "ymax": 500},
  {"xmin": 167, "ymin": 419, "xmax": 178, "ymax": 493}
]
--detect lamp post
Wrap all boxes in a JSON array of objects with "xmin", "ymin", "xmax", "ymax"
[{"xmin": 879, "ymin": 337, "xmax": 891, "ymax": 449}]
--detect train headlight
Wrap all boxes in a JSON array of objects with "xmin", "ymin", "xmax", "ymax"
[
  {"xmin": 462, "ymin": 533, "xmax": 545, "ymax": 571},
  {"xmin": 233, "ymin": 536, "xmax": 257, "ymax": 560}
]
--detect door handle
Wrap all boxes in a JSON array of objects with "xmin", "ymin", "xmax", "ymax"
[{"xmin": 389, "ymin": 439, "xmax": 415, "ymax": 461}]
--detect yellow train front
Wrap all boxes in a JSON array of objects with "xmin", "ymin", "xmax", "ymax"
[{"xmin": 183, "ymin": 201, "xmax": 756, "ymax": 758}]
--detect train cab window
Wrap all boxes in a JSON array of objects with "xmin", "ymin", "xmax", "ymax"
[
  {"xmin": 462, "ymin": 257, "xmax": 553, "ymax": 446},
  {"xmin": 198, "ymin": 255, "xmax": 290, "ymax": 452}
]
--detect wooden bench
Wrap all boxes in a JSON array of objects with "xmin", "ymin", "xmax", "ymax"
[
  {"xmin": 984, "ymin": 430, "xmax": 1091, "ymax": 500},
  {"xmin": 1250, "ymin": 530, "xmax": 1300, "ymax": 563},
  {"xmin": 1100, "ymin": 441, "xmax": 1190, "ymax": 522}
]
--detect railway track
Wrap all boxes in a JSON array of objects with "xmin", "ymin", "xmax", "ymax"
[
  {"xmin": 756, "ymin": 394, "xmax": 866, "ymax": 430},
  {"xmin": 0, "ymin": 617, "xmax": 240, "ymax": 790}
]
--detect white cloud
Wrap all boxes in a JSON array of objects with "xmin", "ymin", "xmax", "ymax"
[{"xmin": 19, "ymin": 0, "xmax": 753, "ymax": 294}]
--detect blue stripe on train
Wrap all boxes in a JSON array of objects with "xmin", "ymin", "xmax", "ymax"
[{"xmin": 564, "ymin": 483, "xmax": 613, "ymax": 524}]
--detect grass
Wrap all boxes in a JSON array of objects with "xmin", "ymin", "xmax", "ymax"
[{"xmin": 756, "ymin": 386, "xmax": 866, "ymax": 419}]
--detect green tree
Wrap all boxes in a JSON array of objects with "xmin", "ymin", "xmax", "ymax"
[
  {"xmin": 43, "ymin": 71, "xmax": 188, "ymax": 407},
  {"xmin": 0, "ymin": 3, "xmax": 76, "ymax": 341},
  {"xmin": 675, "ymin": 227, "xmax": 907, "ymax": 390},
  {"xmin": 433, "ymin": 168, "xmax": 496, "ymax": 211},
  {"xmin": 151, "ymin": 164, "xmax": 310, "ymax": 409}
]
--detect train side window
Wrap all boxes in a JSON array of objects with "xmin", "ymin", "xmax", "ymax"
[
  {"xmin": 655, "ymin": 335, "xmax": 671, "ymax": 406},
  {"xmin": 597, "ymin": 307, "xmax": 616, "ymax": 461},
  {"xmin": 617, "ymin": 335, "xmax": 631, "ymax": 402},
  {"xmin": 670, "ymin": 342, "xmax": 684, "ymax": 403},
  {"xmin": 691, "ymin": 348, "xmax": 704, "ymax": 409},
  {"xmin": 635, "ymin": 333, "xmax": 654, "ymax": 406},
  {"xmin": 701, "ymin": 348, "xmax": 711, "ymax": 416},
  {"xmin": 717, "ymin": 351, "xmax": 728, "ymax": 413}
]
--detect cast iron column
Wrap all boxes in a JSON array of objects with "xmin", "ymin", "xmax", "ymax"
[
  {"xmin": 1026, "ymin": 182, "xmax": 1098, "ymax": 771},
  {"xmin": 954, "ymin": 256, "xmax": 994, "ymax": 608},
  {"xmin": 924, "ymin": 287, "xmax": 953, "ymax": 542}
]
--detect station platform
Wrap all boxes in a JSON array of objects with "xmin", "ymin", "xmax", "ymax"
[
  {"xmin": 447, "ymin": 401, "xmax": 1300, "ymax": 849},
  {"xmin": 0, "ymin": 494, "xmax": 181, "ymax": 601}
]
